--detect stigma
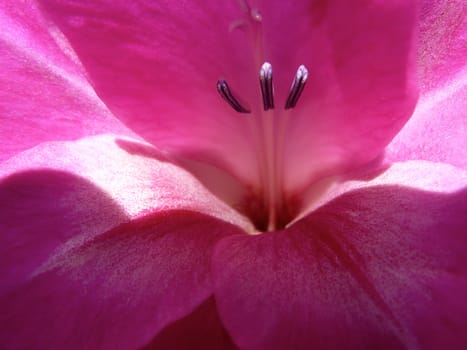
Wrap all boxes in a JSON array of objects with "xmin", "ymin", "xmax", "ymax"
[{"xmin": 217, "ymin": 62, "xmax": 308, "ymax": 113}]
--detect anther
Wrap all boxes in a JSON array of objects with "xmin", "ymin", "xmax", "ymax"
[
  {"xmin": 217, "ymin": 80, "xmax": 251, "ymax": 113},
  {"xmin": 285, "ymin": 65, "xmax": 308, "ymax": 109},
  {"xmin": 259, "ymin": 62, "xmax": 274, "ymax": 111}
]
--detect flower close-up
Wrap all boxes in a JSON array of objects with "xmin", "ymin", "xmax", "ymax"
[{"xmin": 0, "ymin": 0, "xmax": 466, "ymax": 349}]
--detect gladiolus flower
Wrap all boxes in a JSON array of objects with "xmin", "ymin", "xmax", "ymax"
[{"xmin": 1, "ymin": 0, "xmax": 466, "ymax": 349}]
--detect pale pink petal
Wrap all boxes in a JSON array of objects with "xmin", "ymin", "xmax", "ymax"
[
  {"xmin": 37, "ymin": 0, "xmax": 259, "ymax": 185},
  {"xmin": 258, "ymin": 0, "xmax": 418, "ymax": 192},
  {"xmin": 0, "ymin": 135, "xmax": 249, "ymax": 349},
  {"xmin": 0, "ymin": 2, "xmax": 132, "ymax": 163},
  {"xmin": 417, "ymin": 0, "xmax": 466, "ymax": 94},
  {"xmin": 213, "ymin": 161, "xmax": 467, "ymax": 350},
  {"xmin": 386, "ymin": 68, "xmax": 467, "ymax": 168}
]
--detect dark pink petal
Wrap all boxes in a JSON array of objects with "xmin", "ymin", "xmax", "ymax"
[
  {"xmin": 37, "ymin": 0, "xmax": 259, "ymax": 184},
  {"xmin": 386, "ymin": 73, "xmax": 467, "ymax": 169},
  {"xmin": 385, "ymin": 0, "xmax": 467, "ymax": 168},
  {"xmin": 0, "ymin": 169, "xmax": 128, "ymax": 295},
  {"xmin": 0, "ymin": 134, "xmax": 252, "ymax": 230},
  {"xmin": 0, "ymin": 135, "xmax": 249, "ymax": 349},
  {"xmin": 417, "ymin": 0, "xmax": 466, "ymax": 94},
  {"xmin": 0, "ymin": 1, "xmax": 132, "ymax": 163},
  {"xmin": 143, "ymin": 297, "xmax": 237, "ymax": 350},
  {"xmin": 0, "ymin": 210, "xmax": 244, "ymax": 350},
  {"xmin": 0, "ymin": 134, "xmax": 251, "ymax": 292},
  {"xmin": 261, "ymin": 0, "xmax": 418, "ymax": 192},
  {"xmin": 213, "ymin": 162, "xmax": 467, "ymax": 350}
]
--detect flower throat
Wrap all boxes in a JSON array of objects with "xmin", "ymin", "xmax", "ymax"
[{"xmin": 216, "ymin": 62, "xmax": 309, "ymax": 232}]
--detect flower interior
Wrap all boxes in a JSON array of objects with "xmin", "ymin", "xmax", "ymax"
[
  {"xmin": 217, "ymin": 59, "xmax": 311, "ymax": 231},
  {"xmin": 196, "ymin": 5, "xmax": 325, "ymax": 232}
]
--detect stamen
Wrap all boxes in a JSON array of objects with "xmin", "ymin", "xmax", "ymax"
[
  {"xmin": 259, "ymin": 62, "xmax": 274, "ymax": 111},
  {"xmin": 285, "ymin": 65, "xmax": 308, "ymax": 109},
  {"xmin": 217, "ymin": 80, "xmax": 251, "ymax": 113}
]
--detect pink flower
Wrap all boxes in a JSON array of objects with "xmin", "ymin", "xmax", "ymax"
[{"xmin": 1, "ymin": 0, "xmax": 466, "ymax": 349}]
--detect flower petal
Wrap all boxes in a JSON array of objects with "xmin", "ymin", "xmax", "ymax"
[
  {"xmin": 37, "ymin": 1, "xmax": 419, "ymax": 194},
  {"xmin": 0, "ymin": 210, "xmax": 244, "ymax": 350},
  {"xmin": 0, "ymin": 134, "xmax": 252, "ymax": 230},
  {"xmin": 37, "ymin": 0, "xmax": 259, "ymax": 184},
  {"xmin": 0, "ymin": 1, "xmax": 130, "ymax": 163},
  {"xmin": 142, "ymin": 297, "xmax": 237, "ymax": 350},
  {"xmin": 258, "ymin": 0, "xmax": 418, "ymax": 192},
  {"xmin": 417, "ymin": 0, "xmax": 466, "ymax": 94},
  {"xmin": 213, "ymin": 161, "xmax": 467, "ymax": 349},
  {"xmin": 385, "ymin": 0, "xmax": 467, "ymax": 169},
  {"xmin": 0, "ymin": 135, "xmax": 249, "ymax": 349},
  {"xmin": 386, "ymin": 69, "xmax": 467, "ymax": 169},
  {"xmin": 0, "ymin": 169, "xmax": 128, "ymax": 295},
  {"xmin": 0, "ymin": 134, "xmax": 252, "ymax": 295}
]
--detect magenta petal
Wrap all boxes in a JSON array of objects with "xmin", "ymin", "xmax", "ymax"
[
  {"xmin": 386, "ymin": 0, "xmax": 467, "ymax": 169},
  {"xmin": 417, "ymin": 0, "xmax": 466, "ymax": 93},
  {"xmin": 0, "ymin": 169, "xmax": 128, "ymax": 295},
  {"xmin": 0, "ymin": 210, "xmax": 244, "ymax": 350},
  {"xmin": 0, "ymin": 134, "xmax": 252, "ymax": 230},
  {"xmin": 143, "ymin": 297, "xmax": 237, "ymax": 350},
  {"xmin": 385, "ymin": 0, "xmax": 467, "ymax": 169},
  {"xmin": 386, "ymin": 70, "xmax": 467, "ymax": 169},
  {"xmin": 213, "ymin": 162, "xmax": 467, "ymax": 349},
  {"xmin": 0, "ymin": 136, "xmax": 249, "ymax": 349},
  {"xmin": 0, "ymin": 2, "xmax": 130, "ymax": 162},
  {"xmin": 37, "ymin": 0, "xmax": 259, "ymax": 184},
  {"xmin": 37, "ymin": 1, "xmax": 418, "ymax": 191},
  {"xmin": 260, "ymin": 0, "xmax": 418, "ymax": 191},
  {"xmin": 0, "ymin": 134, "xmax": 252, "ymax": 293}
]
